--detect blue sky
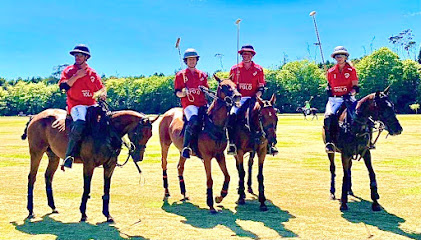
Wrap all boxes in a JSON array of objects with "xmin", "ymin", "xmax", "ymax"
[{"xmin": 0, "ymin": 0, "xmax": 420, "ymax": 79}]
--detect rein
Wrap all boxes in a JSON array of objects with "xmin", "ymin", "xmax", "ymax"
[
  {"xmin": 352, "ymin": 118, "xmax": 385, "ymax": 161},
  {"xmin": 199, "ymin": 86, "xmax": 235, "ymax": 108}
]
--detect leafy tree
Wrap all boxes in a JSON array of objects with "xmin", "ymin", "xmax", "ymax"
[
  {"xmin": 355, "ymin": 47, "xmax": 403, "ymax": 97},
  {"xmin": 409, "ymin": 103, "xmax": 420, "ymax": 114},
  {"xmin": 268, "ymin": 60, "xmax": 325, "ymax": 112}
]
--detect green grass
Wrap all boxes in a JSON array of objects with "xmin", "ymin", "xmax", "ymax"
[{"xmin": 0, "ymin": 114, "xmax": 420, "ymax": 239}]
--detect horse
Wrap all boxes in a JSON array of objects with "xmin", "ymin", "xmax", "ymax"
[
  {"xmin": 296, "ymin": 106, "xmax": 318, "ymax": 120},
  {"xmin": 322, "ymin": 87, "xmax": 403, "ymax": 211},
  {"xmin": 159, "ymin": 74, "xmax": 241, "ymax": 213},
  {"xmin": 21, "ymin": 108, "xmax": 158, "ymax": 222},
  {"xmin": 231, "ymin": 94, "xmax": 278, "ymax": 211}
]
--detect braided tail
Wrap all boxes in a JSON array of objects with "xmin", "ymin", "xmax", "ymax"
[{"xmin": 21, "ymin": 116, "xmax": 34, "ymax": 140}]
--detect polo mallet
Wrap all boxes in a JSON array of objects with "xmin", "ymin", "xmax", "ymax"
[
  {"xmin": 175, "ymin": 37, "xmax": 194, "ymax": 102},
  {"xmin": 175, "ymin": 37, "xmax": 183, "ymax": 70},
  {"xmin": 234, "ymin": 19, "xmax": 242, "ymax": 80},
  {"xmin": 309, "ymin": 11, "xmax": 325, "ymax": 68}
]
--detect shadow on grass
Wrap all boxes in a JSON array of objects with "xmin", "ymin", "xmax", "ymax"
[
  {"xmin": 342, "ymin": 197, "xmax": 421, "ymax": 240},
  {"xmin": 11, "ymin": 213, "xmax": 148, "ymax": 240},
  {"xmin": 162, "ymin": 198, "xmax": 297, "ymax": 238}
]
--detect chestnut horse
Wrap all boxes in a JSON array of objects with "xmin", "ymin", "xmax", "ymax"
[
  {"xmin": 232, "ymin": 94, "xmax": 278, "ymax": 211},
  {"xmin": 323, "ymin": 87, "xmax": 402, "ymax": 211},
  {"xmin": 159, "ymin": 75, "xmax": 241, "ymax": 213},
  {"xmin": 22, "ymin": 108, "xmax": 157, "ymax": 222}
]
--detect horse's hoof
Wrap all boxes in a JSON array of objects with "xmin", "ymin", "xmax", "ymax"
[
  {"xmin": 348, "ymin": 190, "xmax": 354, "ymax": 196},
  {"xmin": 330, "ymin": 193, "xmax": 336, "ymax": 200},
  {"xmin": 209, "ymin": 208, "xmax": 218, "ymax": 214},
  {"xmin": 237, "ymin": 198, "xmax": 245, "ymax": 205},
  {"xmin": 247, "ymin": 188, "xmax": 254, "ymax": 194},
  {"xmin": 80, "ymin": 216, "xmax": 87, "ymax": 222},
  {"xmin": 260, "ymin": 204, "xmax": 268, "ymax": 211},
  {"xmin": 52, "ymin": 209, "xmax": 59, "ymax": 214},
  {"xmin": 27, "ymin": 213, "xmax": 35, "ymax": 219},
  {"xmin": 372, "ymin": 203, "xmax": 381, "ymax": 211},
  {"xmin": 181, "ymin": 196, "xmax": 189, "ymax": 202},
  {"xmin": 215, "ymin": 196, "xmax": 223, "ymax": 204},
  {"xmin": 165, "ymin": 189, "xmax": 170, "ymax": 198},
  {"xmin": 107, "ymin": 216, "xmax": 114, "ymax": 223},
  {"xmin": 340, "ymin": 203, "xmax": 348, "ymax": 211}
]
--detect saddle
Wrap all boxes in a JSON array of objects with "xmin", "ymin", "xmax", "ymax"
[
  {"xmin": 71, "ymin": 105, "xmax": 122, "ymax": 158},
  {"xmin": 336, "ymin": 100, "xmax": 370, "ymax": 152},
  {"xmin": 236, "ymin": 98, "xmax": 264, "ymax": 146}
]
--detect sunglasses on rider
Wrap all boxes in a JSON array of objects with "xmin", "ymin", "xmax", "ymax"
[{"xmin": 334, "ymin": 54, "xmax": 347, "ymax": 59}]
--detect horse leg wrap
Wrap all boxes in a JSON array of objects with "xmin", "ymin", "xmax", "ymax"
[
  {"xmin": 27, "ymin": 187, "xmax": 34, "ymax": 213},
  {"xmin": 80, "ymin": 193, "xmax": 91, "ymax": 214},
  {"xmin": 46, "ymin": 187, "xmax": 56, "ymax": 210},
  {"xmin": 341, "ymin": 175, "xmax": 348, "ymax": 203},
  {"xmin": 221, "ymin": 181, "xmax": 229, "ymax": 198},
  {"xmin": 370, "ymin": 182, "xmax": 379, "ymax": 200},
  {"xmin": 238, "ymin": 180, "xmax": 246, "ymax": 198},
  {"xmin": 237, "ymin": 163, "xmax": 246, "ymax": 198},
  {"xmin": 178, "ymin": 176, "xmax": 186, "ymax": 195},
  {"xmin": 163, "ymin": 170, "xmax": 168, "ymax": 189},
  {"xmin": 206, "ymin": 188, "xmax": 214, "ymax": 207},
  {"xmin": 102, "ymin": 195, "xmax": 110, "ymax": 216},
  {"xmin": 258, "ymin": 167, "xmax": 266, "ymax": 203}
]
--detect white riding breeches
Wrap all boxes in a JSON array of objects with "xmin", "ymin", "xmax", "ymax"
[
  {"xmin": 184, "ymin": 105, "xmax": 199, "ymax": 121},
  {"xmin": 324, "ymin": 96, "xmax": 356, "ymax": 116},
  {"xmin": 230, "ymin": 97, "xmax": 251, "ymax": 114},
  {"xmin": 70, "ymin": 104, "xmax": 95, "ymax": 121}
]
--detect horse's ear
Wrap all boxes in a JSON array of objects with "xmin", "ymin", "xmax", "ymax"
[
  {"xmin": 257, "ymin": 97, "xmax": 264, "ymax": 106},
  {"xmin": 383, "ymin": 84, "xmax": 391, "ymax": 95},
  {"xmin": 270, "ymin": 94, "xmax": 276, "ymax": 105},
  {"xmin": 150, "ymin": 115, "xmax": 160, "ymax": 124},
  {"xmin": 375, "ymin": 91, "xmax": 380, "ymax": 98},
  {"xmin": 213, "ymin": 74, "xmax": 221, "ymax": 83}
]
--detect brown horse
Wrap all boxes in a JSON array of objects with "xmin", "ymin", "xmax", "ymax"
[
  {"xmin": 22, "ymin": 108, "xmax": 157, "ymax": 222},
  {"xmin": 323, "ymin": 87, "xmax": 403, "ymax": 211},
  {"xmin": 159, "ymin": 75, "xmax": 241, "ymax": 213},
  {"xmin": 232, "ymin": 94, "xmax": 278, "ymax": 211}
]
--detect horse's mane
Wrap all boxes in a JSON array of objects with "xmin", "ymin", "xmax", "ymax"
[
  {"xmin": 355, "ymin": 93, "xmax": 375, "ymax": 113},
  {"xmin": 111, "ymin": 110, "xmax": 147, "ymax": 119}
]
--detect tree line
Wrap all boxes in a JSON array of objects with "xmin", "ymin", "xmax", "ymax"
[{"xmin": 0, "ymin": 47, "xmax": 420, "ymax": 116}]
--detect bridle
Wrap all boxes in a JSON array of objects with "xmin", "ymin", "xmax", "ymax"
[
  {"xmin": 199, "ymin": 85, "xmax": 239, "ymax": 108},
  {"xmin": 117, "ymin": 119, "xmax": 152, "ymax": 174}
]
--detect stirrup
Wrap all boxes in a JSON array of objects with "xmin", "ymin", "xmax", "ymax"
[
  {"xmin": 61, "ymin": 156, "xmax": 74, "ymax": 169},
  {"xmin": 325, "ymin": 143, "xmax": 335, "ymax": 153},
  {"xmin": 268, "ymin": 146, "xmax": 279, "ymax": 156},
  {"xmin": 181, "ymin": 147, "xmax": 192, "ymax": 159},
  {"xmin": 369, "ymin": 144, "xmax": 376, "ymax": 150},
  {"xmin": 227, "ymin": 144, "xmax": 237, "ymax": 155}
]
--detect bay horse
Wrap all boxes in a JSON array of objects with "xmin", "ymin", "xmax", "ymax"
[
  {"xmin": 323, "ymin": 87, "xmax": 403, "ymax": 211},
  {"xmin": 232, "ymin": 94, "xmax": 278, "ymax": 211},
  {"xmin": 22, "ymin": 108, "xmax": 158, "ymax": 222},
  {"xmin": 296, "ymin": 106, "xmax": 318, "ymax": 120},
  {"xmin": 159, "ymin": 75, "xmax": 241, "ymax": 213}
]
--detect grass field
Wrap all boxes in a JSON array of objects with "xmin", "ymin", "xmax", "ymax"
[{"xmin": 0, "ymin": 114, "xmax": 420, "ymax": 240}]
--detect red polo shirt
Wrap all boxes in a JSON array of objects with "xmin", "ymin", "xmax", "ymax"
[
  {"xmin": 174, "ymin": 68, "xmax": 209, "ymax": 109},
  {"xmin": 229, "ymin": 62, "xmax": 265, "ymax": 97},
  {"xmin": 327, "ymin": 63, "xmax": 358, "ymax": 96},
  {"xmin": 59, "ymin": 64, "xmax": 104, "ymax": 113}
]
